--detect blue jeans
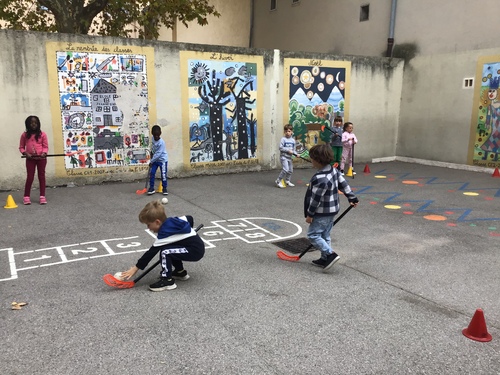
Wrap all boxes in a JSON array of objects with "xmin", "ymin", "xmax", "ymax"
[{"xmin": 307, "ymin": 215, "xmax": 335, "ymax": 259}]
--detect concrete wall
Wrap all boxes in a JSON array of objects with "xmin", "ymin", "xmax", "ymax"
[
  {"xmin": 252, "ymin": 0, "xmax": 500, "ymax": 57},
  {"xmin": 0, "ymin": 30, "xmax": 403, "ymax": 191},
  {"xmin": 397, "ymin": 48, "xmax": 498, "ymax": 164}
]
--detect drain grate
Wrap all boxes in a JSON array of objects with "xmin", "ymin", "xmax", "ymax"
[{"xmin": 271, "ymin": 237, "xmax": 317, "ymax": 254}]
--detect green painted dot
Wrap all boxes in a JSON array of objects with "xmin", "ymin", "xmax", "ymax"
[
  {"xmin": 488, "ymin": 227, "xmax": 497, "ymax": 230},
  {"xmin": 470, "ymin": 224, "xmax": 477, "ymax": 227},
  {"xmin": 373, "ymin": 197, "xmax": 380, "ymax": 201}
]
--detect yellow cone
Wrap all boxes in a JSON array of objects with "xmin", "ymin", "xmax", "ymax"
[
  {"xmin": 157, "ymin": 184, "xmax": 163, "ymax": 193},
  {"xmin": 4, "ymin": 194, "xmax": 18, "ymax": 209},
  {"xmin": 345, "ymin": 167, "xmax": 353, "ymax": 177}
]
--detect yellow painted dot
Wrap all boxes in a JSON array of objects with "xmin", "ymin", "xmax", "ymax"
[
  {"xmin": 424, "ymin": 215, "xmax": 447, "ymax": 221},
  {"xmin": 384, "ymin": 205, "xmax": 401, "ymax": 209},
  {"xmin": 374, "ymin": 175, "xmax": 387, "ymax": 179},
  {"xmin": 402, "ymin": 180, "xmax": 419, "ymax": 185},
  {"xmin": 463, "ymin": 192, "xmax": 479, "ymax": 196}
]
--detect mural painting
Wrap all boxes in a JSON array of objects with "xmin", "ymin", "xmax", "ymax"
[
  {"xmin": 283, "ymin": 58, "xmax": 351, "ymax": 154},
  {"xmin": 469, "ymin": 56, "xmax": 500, "ymax": 168},
  {"xmin": 46, "ymin": 42, "xmax": 156, "ymax": 176},
  {"xmin": 180, "ymin": 51, "xmax": 263, "ymax": 169}
]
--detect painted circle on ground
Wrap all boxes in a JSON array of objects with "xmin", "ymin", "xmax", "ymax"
[
  {"xmin": 402, "ymin": 180, "xmax": 419, "ymax": 185},
  {"xmin": 424, "ymin": 214, "xmax": 447, "ymax": 221},
  {"xmin": 374, "ymin": 175, "xmax": 387, "ymax": 179},
  {"xmin": 403, "ymin": 211, "xmax": 413, "ymax": 215},
  {"xmin": 384, "ymin": 205, "xmax": 401, "ymax": 209},
  {"xmin": 463, "ymin": 192, "xmax": 479, "ymax": 196}
]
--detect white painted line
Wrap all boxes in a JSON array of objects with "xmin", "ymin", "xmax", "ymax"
[{"xmin": 24, "ymin": 255, "xmax": 51, "ymax": 262}]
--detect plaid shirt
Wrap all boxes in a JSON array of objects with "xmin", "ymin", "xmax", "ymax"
[{"xmin": 304, "ymin": 165, "xmax": 358, "ymax": 217}]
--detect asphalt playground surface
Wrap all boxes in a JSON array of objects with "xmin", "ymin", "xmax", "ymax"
[{"xmin": 1, "ymin": 161, "xmax": 500, "ymax": 374}]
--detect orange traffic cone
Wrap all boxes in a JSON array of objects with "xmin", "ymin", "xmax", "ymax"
[
  {"xmin": 4, "ymin": 195, "xmax": 18, "ymax": 209},
  {"xmin": 493, "ymin": 167, "xmax": 500, "ymax": 178},
  {"xmin": 364, "ymin": 164, "xmax": 371, "ymax": 173},
  {"xmin": 462, "ymin": 308, "xmax": 492, "ymax": 342}
]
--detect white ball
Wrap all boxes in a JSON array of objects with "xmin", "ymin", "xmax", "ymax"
[
  {"xmin": 114, "ymin": 272, "xmax": 123, "ymax": 280},
  {"xmin": 161, "ymin": 197, "xmax": 169, "ymax": 205}
]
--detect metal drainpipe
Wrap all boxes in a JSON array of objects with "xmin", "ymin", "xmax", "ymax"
[
  {"xmin": 249, "ymin": 0, "xmax": 255, "ymax": 48},
  {"xmin": 386, "ymin": 0, "xmax": 397, "ymax": 57}
]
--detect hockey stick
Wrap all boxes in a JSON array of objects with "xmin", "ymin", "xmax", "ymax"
[
  {"xmin": 293, "ymin": 149, "xmax": 311, "ymax": 163},
  {"xmin": 103, "ymin": 224, "xmax": 203, "ymax": 289},
  {"xmin": 351, "ymin": 143, "xmax": 355, "ymax": 179},
  {"xmin": 21, "ymin": 153, "xmax": 68, "ymax": 158},
  {"xmin": 135, "ymin": 165, "xmax": 151, "ymax": 195},
  {"xmin": 276, "ymin": 205, "xmax": 354, "ymax": 262}
]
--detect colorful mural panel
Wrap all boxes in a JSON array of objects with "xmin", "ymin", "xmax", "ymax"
[
  {"xmin": 47, "ymin": 42, "xmax": 156, "ymax": 176},
  {"xmin": 180, "ymin": 51, "xmax": 263, "ymax": 169},
  {"xmin": 283, "ymin": 58, "xmax": 351, "ymax": 153},
  {"xmin": 469, "ymin": 57, "xmax": 500, "ymax": 168}
]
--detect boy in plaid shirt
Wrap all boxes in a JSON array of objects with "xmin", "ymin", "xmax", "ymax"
[{"xmin": 304, "ymin": 144, "xmax": 359, "ymax": 270}]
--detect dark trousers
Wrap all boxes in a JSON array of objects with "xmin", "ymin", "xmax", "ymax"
[{"xmin": 159, "ymin": 236, "xmax": 205, "ymax": 278}]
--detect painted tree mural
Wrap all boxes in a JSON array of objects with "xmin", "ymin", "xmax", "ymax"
[{"xmin": 186, "ymin": 56, "xmax": 259, "ymax": 164}]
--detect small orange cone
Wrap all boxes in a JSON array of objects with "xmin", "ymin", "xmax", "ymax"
[
  {"xmin": 4, "ymin": 195, "xmax": 18, "ymax": 209},
  {"xmin": 493, "ymin": 167, "xmax": 500, "ymax": 178},
  {"xmin": 364, "ymin": 164, "xmax": 371, "ymax": 173},
  {"xmin": 462, "ymin": 308, "xmax": 492, "ymax": 342}
]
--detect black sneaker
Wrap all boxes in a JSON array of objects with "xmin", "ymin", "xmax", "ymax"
[
  {"xmin": 312, "ymin": 258, "xmax": 327, "ymax": 267},
  {"xmin": 323, "ymin": 253, "xmax": 340, "ymax": 271},
  {"xmin": 147, "ymin": 188, "xmax": 156, "ymax": 195},
  {"xmin": 162, "ymin": 189, "xmax": 168, "ymax": 195},
  {"xmin": 172, "ymin": 269, "xmax": 190, "ymax": 281},
  {"xmin": 149, "ymin": 277, "xmax": 177, "ymax": 291}
]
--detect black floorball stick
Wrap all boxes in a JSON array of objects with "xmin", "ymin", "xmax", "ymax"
[
  {"xmin": 351, "ymin": 142, "xmax": 355, "ymax": 179},
  {"xmin": 276, "ymin": 205, "xmax": 354, "ymax": 261},
  {"xmin": 103, "ymin": 224, "xmax": 204, "ymax": 288},
  {"xmin": 136, "ymin": 165, "xmax": 151, "ymax": 195},
  {"xmin": 21, "ymin": 154, "xmax": 67, "ymax": 158}
]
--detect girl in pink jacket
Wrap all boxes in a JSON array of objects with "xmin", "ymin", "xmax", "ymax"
[
  {"xmin": 340, "ymin": 122, "xmax": 358, "ymax": 175},
  {"xmin": 19, "ymin": 116, "xmax": 49, "ymax": 205}
]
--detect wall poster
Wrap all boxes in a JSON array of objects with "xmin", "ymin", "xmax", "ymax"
[
  {"xmin": 468, "ymin": 56, "xmax": 500, "ymax": 168},
  {"xmin": 283, "ymin": 58, "xmax": 351, "ymax": 154},
  {"xmin": 180, "ymin": 51, "xmax": 263, "ymax": 170},
  {"xmin": 46, "ymin": 42, "xmax": 156, "ymax": 177}
]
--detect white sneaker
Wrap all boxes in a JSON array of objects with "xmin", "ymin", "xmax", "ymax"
[
  {"xmin": 286, "ymin": 181, "xmax": 295, "ymax": 187},
  {"xmin": 352, "ymin": 171, "xmax": 356, "ymax": 175},
  {"xmin": 275, "ymin": 179, "xmax": 286, "ymax": 188}
]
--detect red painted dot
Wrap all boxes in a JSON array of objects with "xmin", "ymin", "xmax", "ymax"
[
  {"xmin": 447, "ymin": 223, "xmax": 457, "ymax": 227},
  {"xmin": 370, "ymin": 201, "xmax": 378, "ymax": 205},
  {"xmin": 403, "ymin": 211, "xmax": 413, "ymax": 215}
]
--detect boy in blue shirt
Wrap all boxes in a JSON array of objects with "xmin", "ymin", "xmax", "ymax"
[
  {"xmin": 304, "ymin": 144, "xmax": 358, "ymax": 270},
  {"xmin": 148, "ymin": 125, "xmax": 169, "ymax": 195}
]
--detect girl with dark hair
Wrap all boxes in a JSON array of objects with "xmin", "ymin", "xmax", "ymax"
[{"xmin": 19, "ymin": 115, "xmax": 49, "ymax": 205}]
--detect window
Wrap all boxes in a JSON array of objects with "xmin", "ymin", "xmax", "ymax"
[
  {"xmin": 360, "ymin": 4, "xmax": 369, "ymax": 22},
  {"xmin": 270, "ymin": 0, "xmax": 276, "ymax": 11},
  {"xmin": 463, "ymin": 78, "xmax": 474, "ymax": 89}
]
